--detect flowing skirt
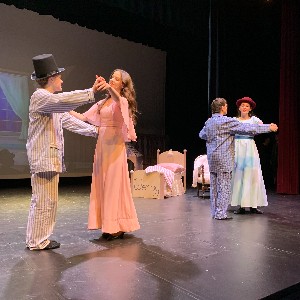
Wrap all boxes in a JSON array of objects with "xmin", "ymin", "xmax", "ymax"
[
  {"xmin": 88, "ymin": 126, "xmax": 140, "ymax": 233},
  {"xmin": 231, "ymin": 138, "xmax": 268, "ymax": 208}
]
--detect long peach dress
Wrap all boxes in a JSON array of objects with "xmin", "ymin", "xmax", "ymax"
[{"xmin": 83, "ymin": 97, "xmax": 140, "ymax": 233}]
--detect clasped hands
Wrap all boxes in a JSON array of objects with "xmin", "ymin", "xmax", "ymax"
[
  {"xmin": 92, "ymin": 75, "xmax": 110, "ymax": 93},
  {"xmin": 269, "ymin": 123, "xmax": 278, "ymax": 132}
]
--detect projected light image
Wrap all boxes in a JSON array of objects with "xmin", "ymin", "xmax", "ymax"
[
  {"xmin": 0, "ymin": 3, "xmax": 166, "ymax": 180},
  {"xmin": 0, "ymin": 74, "xmax": 30, "ymax": 178}
]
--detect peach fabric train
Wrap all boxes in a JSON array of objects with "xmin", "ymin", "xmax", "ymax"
[{"xmin": 83, "ymin": 98, "xmax": 140, "ymax": 234}]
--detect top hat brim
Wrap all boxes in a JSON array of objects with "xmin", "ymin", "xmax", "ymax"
[{"xmin": 31, "ymin": 67, "xmax": 65, "ymax": 80}]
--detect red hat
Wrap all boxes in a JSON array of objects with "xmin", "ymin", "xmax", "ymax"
[{"xmin": 236, "ymin": 96, "xmax": 256, "ymax": 109}]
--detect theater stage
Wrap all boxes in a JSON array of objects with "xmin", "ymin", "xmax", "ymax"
[{"xmin": 0, "ymin": 178, "xmax": 299, "ymax": 300}]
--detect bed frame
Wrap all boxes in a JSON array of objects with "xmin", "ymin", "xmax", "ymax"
[{"xmin": 130, "ymin": 149, "xmax": 187, "ymax": 199}]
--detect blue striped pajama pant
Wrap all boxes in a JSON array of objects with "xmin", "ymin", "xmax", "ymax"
[
  {"xmin": 210, "ymin": 171, "xmax": 232, "ymax": 219},
  {"xmin": 26, "ymin": 171, "xmax": 59, "ymax": 249}
]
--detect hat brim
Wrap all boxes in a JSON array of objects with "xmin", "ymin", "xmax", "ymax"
[
  {"xmin": 236, "ymin": 99, "xmax": 256, "ymax": 109},
  {"xmin": 31, "ymin": 67, "xmax": 65, "ymax": 80}
]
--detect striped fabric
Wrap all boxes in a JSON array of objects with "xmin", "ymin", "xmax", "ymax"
[
  {"xmin": 28, "ymin": 88, "xmax": 95, "ymax": 113},
  {"xmin": 26, "ymin": 89, "xmax": 97, "ymax": 173},
  {"xmin": 145, "ymin": 165, "xmax": 174, "ymax": 188},
  {"xmin": 26, "ymin": 171, "xmax": 59, "ymax": 249},
  {"xmin": 26, "ymin": 87, "xmax": 98, "ymax": 249}
]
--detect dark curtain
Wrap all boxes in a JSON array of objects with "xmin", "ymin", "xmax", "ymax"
[
  {"xmin": 207, "ymin": 0, "xmax": 220, "ymax": 111},
  {"xmin": 277, "ymin": 0, "xmax": 300, "ymax": 194},
  {"xmin": 99, "ymin": 0, "xmax": 172, "ymax": 25}
]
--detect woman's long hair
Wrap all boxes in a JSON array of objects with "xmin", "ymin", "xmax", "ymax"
[{"xmin": 109, "ymin": 69, "xmax": 138, "ymax": 124}]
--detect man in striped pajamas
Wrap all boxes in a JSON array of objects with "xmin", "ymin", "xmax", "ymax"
[
  {"xmin": 199, "ymin": 98, "xmax": 278, "ymax": 220},
  {"xmin": 26, "ymin": 54, "xmax": 107, "ymax": 250}
]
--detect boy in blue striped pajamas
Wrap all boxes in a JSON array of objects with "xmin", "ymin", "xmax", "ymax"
[
  {"xmin": 199, "ymin": 98, "xmax": 278, "ymax": 220},
  {"xmin": 26, "ymin": 54, "xmax": 107, "ymax": 250}
]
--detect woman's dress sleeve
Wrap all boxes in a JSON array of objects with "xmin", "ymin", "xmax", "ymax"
[{"xmin": 82, "ymin": 100, "xmax": 106, "ymax": 126}]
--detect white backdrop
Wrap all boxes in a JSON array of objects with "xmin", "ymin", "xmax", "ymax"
[{"xmin": 0, "ymin": 3, "xmax": 166, "ymax": 178}]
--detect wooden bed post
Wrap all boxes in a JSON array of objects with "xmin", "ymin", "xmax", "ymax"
[{"xmin": 183, "ymin": 149, "xmax": 187, "ymax": 191}]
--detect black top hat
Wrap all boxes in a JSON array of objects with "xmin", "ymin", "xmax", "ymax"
[{"xmin": 31, "ymin": 54, "xmax": 65, "ymax": 80}]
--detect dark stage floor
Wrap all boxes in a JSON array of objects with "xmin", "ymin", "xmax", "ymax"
[{"xmin": 1, "ymin": 178, "xmax": 300, "ymax": 300}]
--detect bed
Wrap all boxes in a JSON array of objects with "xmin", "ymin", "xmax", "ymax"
[
  {"xmin": 130, "ymin": 149, "xmax": 187, "ymax": 199},
  {"xmin": 192, "ymin": 154, "xmax": 210, "ymax": 197}
]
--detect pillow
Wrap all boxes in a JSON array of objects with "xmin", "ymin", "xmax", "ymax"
[{"xmin": 157, "ymin": 163, "xmax": 185, "ymax": 173}]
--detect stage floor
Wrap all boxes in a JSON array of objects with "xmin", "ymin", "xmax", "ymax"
[{"xmin": 1, "ymin": 178, "xmax": 300, "ymax": 300}]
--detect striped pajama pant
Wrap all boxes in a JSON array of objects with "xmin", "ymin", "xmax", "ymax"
[
  {"xmin": 26, "ymin": 171, "xmax": 59, "ymax": 249},
  {"xmin": 210, "ymin": 171, "xmax": 232, "ymax": 219}
]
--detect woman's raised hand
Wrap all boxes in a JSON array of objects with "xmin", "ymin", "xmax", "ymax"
[{"xmin": 93, "ymin": 75, "xmax": 108, "ymax": 93}]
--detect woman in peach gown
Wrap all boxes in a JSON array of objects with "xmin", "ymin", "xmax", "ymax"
[{"xmin": 70, "ymin": 69, "xmax": 140, "ymax": 240}]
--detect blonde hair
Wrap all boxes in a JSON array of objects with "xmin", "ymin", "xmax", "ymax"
[{"xmin": 211, "ymin": 98, "xmax": 227, "ymax": 114}]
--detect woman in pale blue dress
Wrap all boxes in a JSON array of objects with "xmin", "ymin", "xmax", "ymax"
[{"xmin": 231, "ymin": 97, "xmax": 268, "ymax": 214}]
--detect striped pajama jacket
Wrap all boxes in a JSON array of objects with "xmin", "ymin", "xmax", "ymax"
[
  {"xmin": 26, "ymin": 88, "xmax": 98, "ymax": 249},
  {"xmin": 199, "ymin": 113, "xmax": 271, "ymax": 219}
]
